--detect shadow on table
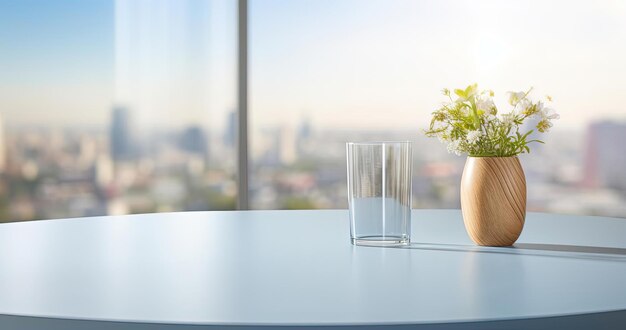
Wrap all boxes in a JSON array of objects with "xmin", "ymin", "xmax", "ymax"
[
  {"xmin": 515, "ymin": 243, "xmax": 626, "ymax": 255},
  {"xmin": 388, "ymin": 242, "xmax": 626, "ymax": 262}
]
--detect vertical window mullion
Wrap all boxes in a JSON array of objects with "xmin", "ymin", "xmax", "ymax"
[{"xmin": 237, "ymin": 0, "xmax": 249, "ymax": 210}]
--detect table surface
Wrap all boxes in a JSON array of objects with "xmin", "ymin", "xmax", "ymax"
[{"xmin": 1, "ymin": 209, "xmax": 626, "ymax": 329}]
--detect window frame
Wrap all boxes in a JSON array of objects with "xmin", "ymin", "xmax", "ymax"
[{"xmin": 237, "ymin": 0, "xmax": 249, "ymax": 209}]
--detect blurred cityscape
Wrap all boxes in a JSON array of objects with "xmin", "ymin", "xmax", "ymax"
[
  {"xmin": 2, "ymin": 1, "xmax": 626, "ymax": 222},
  {"xmin": 2, "ymin": 107, "xmax": 626, "ymax": 222},
  {"xmin": 0, "ymin": 108, "xmax": 238, "ymax": 222}
]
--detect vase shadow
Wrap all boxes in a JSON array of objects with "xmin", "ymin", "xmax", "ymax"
[
  {"xmin": 513, "ymin": 243, "xmax": 626, "ymax": 256},
  {"xmin": 386, "ymin": 242, "xmax": 626, "ymax": 262}
]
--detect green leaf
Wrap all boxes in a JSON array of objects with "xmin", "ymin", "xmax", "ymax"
[
  {"xmin": 465, "ymin": 83, "xmax": 478, "ymax": 97},
  {"xmin": 522, "ymin": 130, "xmax": 534, "ymax": 139}
]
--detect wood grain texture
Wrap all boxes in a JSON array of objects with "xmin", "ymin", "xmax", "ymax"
[{"xmin": 460, "ymin": 156, "xmax": 527, "ymax": 246}]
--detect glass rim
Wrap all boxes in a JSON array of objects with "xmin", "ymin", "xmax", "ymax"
[{"xmin": 346, "ymin": 141, "xmax": 411, "ymax": 146}]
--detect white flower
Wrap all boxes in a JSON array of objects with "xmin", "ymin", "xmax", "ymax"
[
  {"xmin": 537, "ymin": 119, "xmax": 553, "ymax": 133},
  {"xmin": 536, "ymin": 100, "xmax": 544, "ymax": 111},
  {"xmin": 466, "ymin": 130, "xmax": 483, "ymax": 144},
  {"xmin": 539, "ymin": 106, "xmax": 560, "ymax": 121},
  {"xmin": 507, "ymin": 91, "xmax": 526, "ymax": 106},
  {"xmin": 476, "ymin": 97, "xmax": 496, "ymax": 115},
  {"xmin": 528, "ymin": 100, "xmax": 545, "ymax": 118},
  {"xmin": 501, "ymin": 113, "xmax": 516, "ymax": 126},
  {"xmin": 446, "ymin": 140, "xmax": 462, "ymax": 156},
  {"xmin": 514, "ymin": 98, "xmax": 532, "ymax": 115}
]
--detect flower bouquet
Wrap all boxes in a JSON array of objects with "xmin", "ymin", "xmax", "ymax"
[{"xmin": 425, "ymin": 84, "xmax": 558, "ymax": 246}]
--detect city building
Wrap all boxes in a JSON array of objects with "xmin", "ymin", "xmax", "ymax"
[
  {"xmin": 224, "ymin": 110, "xmax": 237, "ymax": 149},
  {"xmin": 179, "ymin": 126, "xmax": 209, "ymax": 160},
  {"xmin": 583, "ymin": 121, "xmax": 626, "ymax": 191},
  {"xmin": 0, "ymin": 113, "xmax": 5, "ymax": 173},
  {"xmin": 110, "ymin": 106, "xmax": 135, "ymax": 162}
]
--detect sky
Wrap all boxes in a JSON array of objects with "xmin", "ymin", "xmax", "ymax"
[
  {"xmin": 250, "ymin": 0, "xmax": 626, "ymax": 130},
  {"xmin": 1, "ymin": 0, "xmax": 626, "ymax": 131},
  {"xmin": 0, "ymin": 0, "xmax": 114, "ymax": 128}
]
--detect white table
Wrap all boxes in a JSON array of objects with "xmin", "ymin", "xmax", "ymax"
[{"xmin": 1, "ymin": 210, "xmax": 626, "ymax": 329}]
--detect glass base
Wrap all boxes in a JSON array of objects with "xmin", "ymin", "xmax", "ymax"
[{"xmin": 351, "ymin": 236, "xmax": 410, "ymax": 247}]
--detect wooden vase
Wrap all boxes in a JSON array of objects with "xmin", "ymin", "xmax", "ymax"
[{"xmin": 460, "ymin": 156, "xmax": 526, "ymax": 246}]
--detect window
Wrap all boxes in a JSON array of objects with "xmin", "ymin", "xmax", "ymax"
[
  {"xmin": 2, "ymin": 0, "xmax": 626, "ymax": 221},
  {"xmin": 0, "ymin": 0, "xmax": 237, "ymax": 221},
  {"xmin": 249, "ymin": 0, "xmax": 626, "ymax": 217}
]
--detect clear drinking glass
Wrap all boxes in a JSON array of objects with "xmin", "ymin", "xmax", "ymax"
[{"xmin": 346, "ymin": 141, "xmax": 412, "ymax": 246}]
